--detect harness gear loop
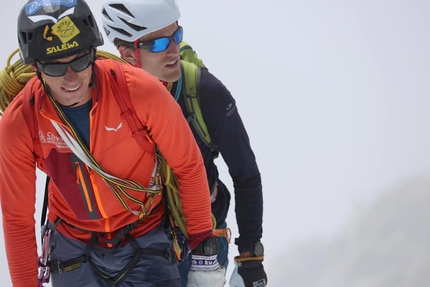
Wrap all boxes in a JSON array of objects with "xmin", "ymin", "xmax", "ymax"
[{"xmin": 213, "ymin": 227, "xmax": 232, "ymax": 244}]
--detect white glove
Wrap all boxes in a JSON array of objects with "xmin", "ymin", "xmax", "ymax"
[{"xmin": 187, "ymin": 254, "xmax": 226, "ymax": 287}]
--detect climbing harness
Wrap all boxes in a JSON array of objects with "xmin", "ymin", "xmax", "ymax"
[{"xmin": 39, "ymin": 218, "xmax": 177, "ymax": 287}]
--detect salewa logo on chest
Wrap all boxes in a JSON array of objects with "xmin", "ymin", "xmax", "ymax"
[{"xmin": 105, "ymin": 122, "xmax": 123, "ymax": 132}]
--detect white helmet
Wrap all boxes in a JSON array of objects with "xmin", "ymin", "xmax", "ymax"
[{"xmin": 101, "ymin": 0, "xmax": 181, "ymax": 43}]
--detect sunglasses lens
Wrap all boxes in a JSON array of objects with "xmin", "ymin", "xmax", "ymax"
[
  {"xmin": 38, "ymin": 63, "xmax": 68, "ymax": 77},
  {"xmin": 173, "ymin": 27, "xmax": 183, "ymax": 45},
  {"xmin": 151, "ymin": 38, "xmax": 171, "ymax": 53},
  {"xmin": 69, "ymin": 54, "xmax": 92, "ymax": 73}
]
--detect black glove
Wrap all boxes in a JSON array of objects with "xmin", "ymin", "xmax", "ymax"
[{"xmin": 229, "ymin": 256, "xmax": 267, "ymax": 287}]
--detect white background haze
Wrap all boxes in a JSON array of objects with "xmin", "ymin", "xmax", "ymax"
[{"xmin": 1, "ymin": 0, "xmax": 430, "ymax": 286}]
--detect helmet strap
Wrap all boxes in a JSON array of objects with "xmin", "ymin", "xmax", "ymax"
[
  {"xmin": 89, "ymin": 48, "xmax": 97, "ymax": 88},
  {"xmin": 36, "ymin": 72, "xmax": 54, "ymax": 103},
  {"xmin": 35, "ymin": 70, "xmax": 50, "ymax": 94},
  {"xmin": 133, "ymin": 40, "xmax": 142, "ymax": 68}
]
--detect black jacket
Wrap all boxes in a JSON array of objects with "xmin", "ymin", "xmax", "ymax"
[{"xmin": 170, "ymin": 67, "xmax": 263, "ymax": 252}]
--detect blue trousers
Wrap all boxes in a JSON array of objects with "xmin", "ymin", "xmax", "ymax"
[
  {"xmin": 47, "ymin": 221, "xmax": 180, "ymax": 287},
  {"xmin": 177, "ymin": 222, "xmax": 229, "ymax": 287}
]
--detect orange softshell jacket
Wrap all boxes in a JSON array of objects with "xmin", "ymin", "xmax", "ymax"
[{"xmin": 0, "ymin": 59, "xmax": 213, "ymax": 286}]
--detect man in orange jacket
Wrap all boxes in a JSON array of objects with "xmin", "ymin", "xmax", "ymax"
[{"xmin": 0, "ymin": 0, "xmax": 222, "ymax": 286}]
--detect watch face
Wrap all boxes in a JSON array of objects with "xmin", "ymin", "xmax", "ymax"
[
  {"xmin": 204, "ymin": 238, "xmax": 219, "ymax": 256},
  {"xmin": 254, "ymin": 242, "xmax": 264, "ymax": 256}
]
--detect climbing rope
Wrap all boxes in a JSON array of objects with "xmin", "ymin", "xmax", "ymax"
[{"xmin": 160, "ymin": 153, "xmax": 217, "ymax": 236}]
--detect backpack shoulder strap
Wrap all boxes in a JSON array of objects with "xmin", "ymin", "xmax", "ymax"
[
  {"xmin": 22, "ymin": 77, "xmax": 44, "ymax": 166},
  {"xmin": 97, "ymin": 60, "xmax": 155, "ymax": 154},
  {"xmin": 180, "ymin": 61, "xmax": 218, "ymax": 153},
  {"xmin": 181, "ymin": 60, "xmax": 199, "ymax": 97},
  {"xmin": 179, "ymin": 41, "xmax": 205, "ymax": 67},
  {"xmin": 21, "ymin": 77, "xmax": 50, "ymax": 226}
]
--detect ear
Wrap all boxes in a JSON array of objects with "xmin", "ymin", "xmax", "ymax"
[{"xmin": 117, "ymin": 46, "xmax": 137, "ymax": 66}]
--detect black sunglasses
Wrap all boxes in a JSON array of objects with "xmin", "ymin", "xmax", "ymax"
[
  {"xmin": 36, "ymin": 50, "xmax": 94, "ymax": 77},
  {"xmin": 137, "ymin": 26, "xmax": 183, "ymax": 53}
]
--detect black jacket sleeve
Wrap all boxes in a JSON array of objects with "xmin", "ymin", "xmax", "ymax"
[{"xmin": 193, "ymin": 67, "xmax": 264, "ymax": 252}]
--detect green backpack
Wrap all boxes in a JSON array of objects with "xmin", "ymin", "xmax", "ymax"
[{"xmin": 179, "ymin": 42, "xmax": 218, "ymax": 154}]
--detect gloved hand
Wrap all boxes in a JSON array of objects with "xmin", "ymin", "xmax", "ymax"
[
  {"xmin": 229, "ymin": 256, "xmax": 267, "ymax": 287},
  {"xmin": 187, "ymin": 254, "xmax": 226, "ymax": 287}
]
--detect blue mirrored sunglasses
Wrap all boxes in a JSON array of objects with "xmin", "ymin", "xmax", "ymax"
[
  {"xmin": 137, "ymin": 26, "xmax": 183, "ymax": 53},
  {"xmin": 36, "ymin": 50, "xmax": 94, "ymax": 77}
]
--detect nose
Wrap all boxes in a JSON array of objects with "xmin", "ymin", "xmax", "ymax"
[{"xmin": 63, "ymin": 66, "xmax": 78, "ymax": 80}]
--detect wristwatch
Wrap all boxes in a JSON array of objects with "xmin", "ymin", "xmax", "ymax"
[
  {"xmin": 192, "ymin": 237, "xmax": 219, "ymax": 256},
  {"xmin": 243, "ymin": 241, "xmax": 264, "ymax": 257}
]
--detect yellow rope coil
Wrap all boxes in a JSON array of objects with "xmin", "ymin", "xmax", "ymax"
[{"xmin": 0, "ymin": 49, "xmax": 34, "ymax": 114}]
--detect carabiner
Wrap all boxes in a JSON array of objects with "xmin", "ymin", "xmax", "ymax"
[
  {"xmin": 37, "ymin": 265, "xmax": 50, "ymax": 286},
  {"xmin": 40, "ymin": 228, "xmax": 52, "ymax": 265}
]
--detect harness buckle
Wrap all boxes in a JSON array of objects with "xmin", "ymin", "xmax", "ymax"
[
  {"xmin": 52, "ymin": 259, "xmax": 63, "ymax": 274},
  {"xmin": 165, "ymin": 247, "xmax": 178, "ymax": 264}
]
